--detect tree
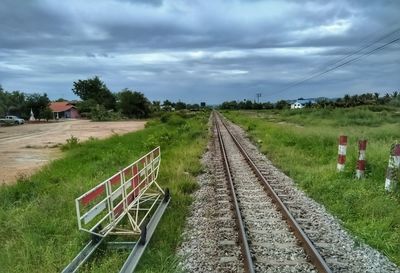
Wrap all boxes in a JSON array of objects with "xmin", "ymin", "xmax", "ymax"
[
  {"xmin": 253, "ymin": 103, "xmax": 263, "ymax": 110},
  {"xmin": 374, "ymin": 92, "xmax": 380, "ymax": 102},
  {"xmin": 117, "ymin": 89, "xmax": 151, "ymax": 118},
  {"xmin": 275, "ymin": 100, "xmax": 290, "ymax": 109},
  {"xmin": 0, "ymin": 87, "xmax": 28, "ymax": 118},
  {"xmin": 26, "ymin": 93, "xmax": 50, "ymax": 120},
  {"xmin": 72, "ymin": 76, "xmax": 116, "ymax": 110},
  {"xmin": 187, "ymin": 103, "xmax": 200, "ymax": 111},
  {"xmin": 175, "ymin": 101, "xmax": 186, "ymax": 110},
  {"xmin": 380, "ymin": 93, "xmax": 391, "ymax": 104},
  {"xmin": 0, "ymin": 85, "xmax": 6, "ymax": 116},
  {"xmin": 220, "ymin": 101, "xmax": 238, "ymax": 110},
  {"xmin": 262, "ymin": 102, "xmax": 274, "ymax": 109},
  {"xmin": 40, "ymin": 106, "xmax": 53, "ymax": 121},
  {"xmin": 76, "ymin": 99, "xmax": 97, "ymax": 115},
  {"xmin": 3, "ymin": 91, "xmax": 27, "ymax": 118},
  {"xmin": 343, "ymin": 94, "xmax": 351, "ymax": 107},
  {"xmin": 151, "ymin": 101, "xmax": 161, "ymax": 112},
  {"xmin": 162, "ymin": 100, "xmax": 174, "ymax": 111}
]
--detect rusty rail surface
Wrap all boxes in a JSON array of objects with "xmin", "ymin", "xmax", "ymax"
[{"xmin": 214, "ymin": 111, "xmax": 332, "ymax": 273}]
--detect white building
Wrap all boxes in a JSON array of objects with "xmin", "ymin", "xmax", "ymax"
[{"xmin": 290, "ymin": 99, "xmax": 315, "ymax": 109}]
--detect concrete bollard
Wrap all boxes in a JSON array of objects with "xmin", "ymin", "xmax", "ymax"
[
  {"xmin": 337, "ymin": 135, "xmax": 347, "ymax": 172},
  {"xmin": 385, "ymin": 143, "xmax": 400, "ymax": 192},
  {"xmin": 356, "ymin": 140, "xmax": 367, "ymax": 179}
]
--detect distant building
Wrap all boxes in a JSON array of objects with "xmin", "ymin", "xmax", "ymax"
[
  {"xmin": 49, "ymin": 102, "xmax": 80, "ymax": 119},
  {"xmin": 290, "ymin": 99, "xmax": 316, "ymax": 109}
]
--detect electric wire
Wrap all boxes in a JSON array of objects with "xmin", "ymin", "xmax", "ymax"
[
  {"xmin": 270, "ymin": 31, "xmax": 400, "ymax": 96},
  {"xmin": 319, "ymin": 26, "xmax": 400, "ymax": 70}
]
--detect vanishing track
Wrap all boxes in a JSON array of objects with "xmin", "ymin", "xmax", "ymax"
[{"xmin": 213, "ymin": 111, "xmax": 333, "ymax": 273}]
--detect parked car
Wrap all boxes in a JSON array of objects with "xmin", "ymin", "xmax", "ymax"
[{"xmin": 0, "ymin": 115, "xmax": 25, "ymax": 125}]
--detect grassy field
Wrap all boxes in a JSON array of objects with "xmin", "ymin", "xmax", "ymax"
[
  {"xmin": 223, "ymin": 106, "xmax": 400, "ymax": 265},
  {"xmin": 0, "ymin": 111, "xmax": 209, "ymax": 273}
]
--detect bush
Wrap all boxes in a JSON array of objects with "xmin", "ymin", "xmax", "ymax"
[
  {"xmin": 160, "ymin": 113, "xmax": 170, "ymax": 123},
  {"xmin": 91, "ymin": 105, "xmax": 122, "ymax": 121},
  {"xmin": 61, "ymin": 135, "xmax": 80, "ymax": 151}
]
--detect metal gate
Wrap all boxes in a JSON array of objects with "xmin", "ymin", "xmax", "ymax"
[{"xmin": 63, "ymin": 147, "xmax": 170, "ymax": 273}]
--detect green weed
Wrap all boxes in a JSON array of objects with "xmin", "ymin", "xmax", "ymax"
[
  {"xmin": 0, "ymin": 111, "xmax": 209, "ymax": 273},
  {"xmin": 224, "ymin": 108, "xmax": 400, "ymax": 265},
  {"xmin": 61, "ymin": 135, "xmax": 80, "ymax": 151}
]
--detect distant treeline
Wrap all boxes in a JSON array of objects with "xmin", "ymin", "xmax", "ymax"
[
  {"xmin": 219, "ymin": 92, "xmax": 400, "ymax": 110},
  {"xmin": 0, "ymin": 86, "xmax": 53, "ymax": 120},
  {"xmin": 0, "ymin": 76, "xmax": 208, "ymax": 121},
  {"xmin": 72, "ymin": 76, "xmax": 207, "ymax": 120}
]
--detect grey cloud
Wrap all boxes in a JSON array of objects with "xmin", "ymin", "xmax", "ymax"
[{"xmin": 0, "ymin": 0, "xmax": 399, "ymax": 104}]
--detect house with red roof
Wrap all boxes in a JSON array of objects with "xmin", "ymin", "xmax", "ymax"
[{"xmin": 49, "ymin": 102, "xmax": 80, "ymax": 119}]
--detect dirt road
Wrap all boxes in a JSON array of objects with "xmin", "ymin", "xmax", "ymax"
[{"xmin": 0, "ymin": 120, "xmax": 146, "ymax": 185}]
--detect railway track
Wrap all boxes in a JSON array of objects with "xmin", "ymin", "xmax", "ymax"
[{"xmin": 213, "ymin": 111, "xmax": 333, "ymax": 273}]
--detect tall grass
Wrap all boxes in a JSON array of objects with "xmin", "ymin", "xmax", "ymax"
[
  {"xmin": 224, "ymin": 108, "xmax": 400, "ymax": 265},
  {"xmin": 0, "ymin": 111, "xmax": 209, "ymax": 273},
  {"xmin": 269, "ymin": 106, "xmax": 400, "ymax": 127}
]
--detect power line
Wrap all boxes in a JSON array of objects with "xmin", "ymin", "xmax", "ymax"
[
  {"xmin": 320, "ymin": 26, "xmax": 400, "ymax": 70},
  {"xmin": 273, "ymin": 33, "xmax": 400, "ymax": 95}
]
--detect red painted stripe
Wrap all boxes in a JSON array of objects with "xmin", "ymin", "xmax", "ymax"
[
  {"xmin": 81, "ymin": 185, "xmax": 105, "ymax": 206},
  {"xmin": 132, "ymin": 165, "xmax": 138, "ymax": 189},
  {"xmin": 110, "ymin": 174, "xmax": 121, "ymax": 185},
  {"xmin": 393, "ymin": 144, "xmax": 400, "ymax": 156},
  {"xmin": 140, "ymin": 175, "xmax": 146, "ymax": 189},
  {"xmin": 127, "ymin": 191, "xmax": 135, "ymax": 204},
  {"xmin": 113, "ymin": 202, "xmax": 124, "ymax": 217},
  {"xmin": 357, "ymin": 160, "xmax": 366, "ymax": 170},
  {"xmin": 124, "ymin": 167, "xmax": 132, "ymax": 178},
  {"xmin": 358, "ymin": 140, "xmax": 367, "ymax": 150},
  {"xmin": 338, "ymin": 154, "xmax": 346, "ymax": 164},
  {"xmin": 339, "ymin": 135, "xmax": 347, "ymax": 145},
  {"xmin": 134, "ymin": 177, "xmax": 140, "ymax": 197}
]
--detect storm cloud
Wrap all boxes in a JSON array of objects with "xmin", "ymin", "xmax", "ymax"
[{"xmin": 0, "ymin": 0, "xmax": 399, "ymax": 103}]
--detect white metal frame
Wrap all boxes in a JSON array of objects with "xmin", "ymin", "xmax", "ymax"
[{"xmin": 75, "ymin": 147, "xmax": 163, "ymax": 238}]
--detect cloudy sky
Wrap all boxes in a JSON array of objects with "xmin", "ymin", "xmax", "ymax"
[{"xmin": 0, "ymin": 0, "xmax": 399, "ymax": 104}]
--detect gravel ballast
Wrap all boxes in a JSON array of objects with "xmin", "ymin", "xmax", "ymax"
[{"xmin": 179, "ymin": 113, "xmax": 400, "ymax": 273}]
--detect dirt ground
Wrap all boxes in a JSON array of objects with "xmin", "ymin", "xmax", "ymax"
[{"xmin": 0, "ymin": 120, "xmax": 146, "ymax": 185}]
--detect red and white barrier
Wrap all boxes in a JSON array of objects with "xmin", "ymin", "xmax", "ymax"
[
  {"xmin": 75, "ymin": 146, "xmax": 162, "ymax": 237},
  {"xmin": 356, "ymin": 140, "xmax": 367, "ymax": 179},
  {"xmin": 337, "ymin": 135, "xmax": 347, "ymax": 172},
  {"xmin": 385, "ymin": 144, "xmax": 400, "ymax": 192}
]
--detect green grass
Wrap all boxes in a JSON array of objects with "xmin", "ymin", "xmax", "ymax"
[
  {"xmin": 0, "ymin": 111, "xmax": 209, "ymax": 273},
  {"xmin": 223, "ymin": 107, "xmax": 400, "ymax": 265}
]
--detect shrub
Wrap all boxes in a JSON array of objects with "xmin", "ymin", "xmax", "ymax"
[{"xmin": 61, "ymin": 135, "xmax": 80, "ymax": 151}]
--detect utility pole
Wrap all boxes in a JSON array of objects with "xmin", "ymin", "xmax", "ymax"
[{"xmin": 256, "ymin": 93, "xmax": 261, "ymax": 103}]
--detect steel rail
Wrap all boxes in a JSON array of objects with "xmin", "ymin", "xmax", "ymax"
[
  {"xmin": 216, "ymin": 112, "xmax": 333, "ymax": 273},
  {"xmin": 119, "ymin": 192, "xmax": 171, "ymax": 273},
  {"xmin": 62, "ymin": 194, "xmax": 170, "ymax": 273},
  {"xmin": 214, "ymin": 113, "xmax": 256, "ymax": 273},
  {"xmin": 61, "ymin": 238, "xmax": 104, "ymax": 273}
]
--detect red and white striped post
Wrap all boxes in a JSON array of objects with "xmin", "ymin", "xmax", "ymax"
[
  {"xmin": 385, "ymin": 144, "xmax": 400, "ymax": 192},
  {"xmin": 356, "ymin": 140, "xmax": 367, "ymax": 179},
  {"xmin": 337, "ymin": 135, "xmax": 347, "ymax": 172}
]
